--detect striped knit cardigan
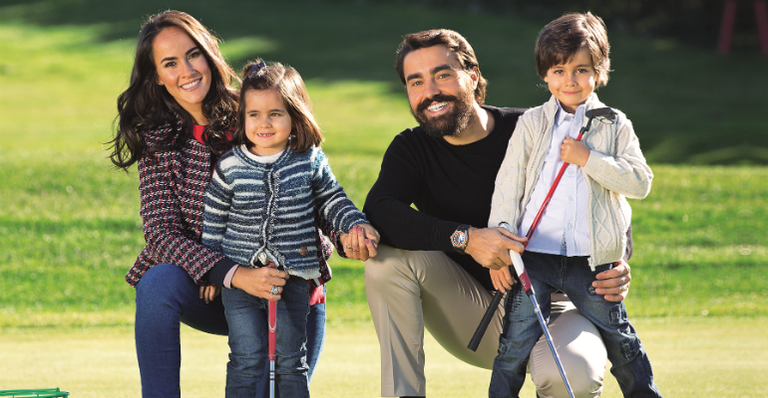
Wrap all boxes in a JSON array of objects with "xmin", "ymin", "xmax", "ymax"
[
  {"xmin": 202, "ymin": 145, "xmax": 368, "ymax": 281},
  {"xmin": 125, "ymin": 118, "xmax": 337, "ymax": 288}
]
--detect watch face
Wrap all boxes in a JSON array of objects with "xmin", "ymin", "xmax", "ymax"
[{"xmin": 452, "ymin": 231, "xmax": 467, "ymax": 248}]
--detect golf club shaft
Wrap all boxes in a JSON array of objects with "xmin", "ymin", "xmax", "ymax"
[
  {"xmin": 268, "ymin": 263, "xmax": 278, "ymax": 398},
  {"xmin": 534, "ymin": 299, "xmax": 575, "ymax": 398},
  {"xmin": 510, "ymin": 250, "xmax": 575, "ymax": 398},
  {"xmin": 468, "ymin": 115, "xmax": 594, "ymax": 353},
  {"xmin": 269, "ymin": 300, "xmax": 276, "ymax": 398}
]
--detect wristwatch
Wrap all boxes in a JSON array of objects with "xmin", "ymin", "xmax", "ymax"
[{"xmin": 451, "ymin": 225, "xmax": 470, "ymax": 254}]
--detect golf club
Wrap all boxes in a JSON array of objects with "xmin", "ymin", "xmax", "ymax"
[
  {"xmin": 468, "ymin": 106, "xmax": 616, "ymax": 354},
  {"xmin": 268, "ymin": 262, "xmax": 278, "ymax": 398},
  {"xmin": 508, "ymin": 249, "xmax": 575, "ymax": 398}
]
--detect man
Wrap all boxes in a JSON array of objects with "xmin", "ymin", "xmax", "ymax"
[{"xmin": 362, "ymin": 29, "xmax": 632, "ymax": 398}]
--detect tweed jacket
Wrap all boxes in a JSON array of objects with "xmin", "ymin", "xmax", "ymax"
[
  {"xmin": 125, "ymin": 118, "xmax": 336, "ymax": 287},
  {"xmin": 203, "ymin": 145, "xmax": 368, "ymax": 281},
  {"xmin": 489, "ymin": 94, "xmax": 653, "ymax": 268}
]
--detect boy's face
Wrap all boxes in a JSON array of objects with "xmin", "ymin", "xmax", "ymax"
[{"xmin": 544, "ymin": 48, "xmax": 597, "ymax": 114}]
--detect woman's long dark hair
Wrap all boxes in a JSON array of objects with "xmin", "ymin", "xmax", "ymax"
[{"xmin": 108, "ymin": 10, "xmax": 239, "ymax": 170}]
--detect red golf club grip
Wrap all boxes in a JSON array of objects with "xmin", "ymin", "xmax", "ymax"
[
  {"xmin": 268, "ymin": 263, "xmax": 277, "ymax": 361},
  {"xmin": 525, "ymin": 129, "xmax": 585, "ymax": 243},
  {"xmin": 268, "ymin": 301, "xmax": 276, "ymax": 359}
]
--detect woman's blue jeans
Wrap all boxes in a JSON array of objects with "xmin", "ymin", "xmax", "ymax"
[
  {"xmin": 489, "ymin": 252, "xmax": 662, "ymax": 398},
  {"xmin": 135, "ymin": 263, "xmax": 325, "ymax": 398}
]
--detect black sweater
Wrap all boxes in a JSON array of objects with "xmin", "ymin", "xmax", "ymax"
[{"xmin": 364, "ymin": 106, "xmax": 525, "ymax": 290}]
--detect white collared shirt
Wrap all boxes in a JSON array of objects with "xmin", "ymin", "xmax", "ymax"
[{"xmin": 519, "ymin": 102, "xmax": 591, "ymax": 256}]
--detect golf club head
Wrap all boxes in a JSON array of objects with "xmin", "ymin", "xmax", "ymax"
[{"xmin": 585, "ymin": 107, "xmax": 617, "ymax": 124}]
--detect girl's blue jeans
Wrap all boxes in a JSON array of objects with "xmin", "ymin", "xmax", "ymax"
[
  {"xmin": 222, "ymin": 276, "xmax": 311, "ymax": 398},
  {"xmin": 135, "ymin": 263, "xmax": 325, "ymax": 398},
  {"xmin": 489, "ymin": 252, "xmax": 663, "ymax": 398}
]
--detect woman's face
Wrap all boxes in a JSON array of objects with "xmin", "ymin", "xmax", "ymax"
[{"xmin": 152, "ymin": 26, "xmax": 212, "ymax": 124}]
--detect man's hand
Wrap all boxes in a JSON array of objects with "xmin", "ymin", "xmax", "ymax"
[
  {"xmin": 464, "ymin": 227, "xmax": 526, "ymax": 270},
  {"xmin": 593, "ymin": 260, "xmax": 631, "ymax": 302}
]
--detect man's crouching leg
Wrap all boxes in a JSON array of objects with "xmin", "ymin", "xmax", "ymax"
[
  {"xmin": 529, "ymin": 296, "xmax": 607, "ymax": 398},
  {"xmin": 365, "ymin": 245, "xmax": 429, "ymax": 397}
]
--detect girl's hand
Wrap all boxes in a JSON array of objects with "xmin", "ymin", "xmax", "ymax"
[
  {"xmin": 231, "ymin": 266, "xmax": 289, "ymax": 301},
  {"xmin": 561, "ymin": 137, "xmax": 590, "ymax": 167},
  {"xmin": 341, "ymin": 224, "xmax": 380, "ymax": 260},
  {"xmin": 490, "ymin": 267, "xmax": 517, "ymax": 293},
  {"xmin": 199, "ymin": 284, "xmax": 221, "ymax": 304}
]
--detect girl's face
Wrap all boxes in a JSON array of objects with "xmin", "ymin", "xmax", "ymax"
[
  {"xmin": 153, "ymin": 26, "xmax": 212, "ymax": 125},
  {"xmin": 544, "ymin": 48, "xmax": 597, "ymax": 114},
  {"xmin": 244, "ymin": 88, "xmax": 292, "ymax": 156}
]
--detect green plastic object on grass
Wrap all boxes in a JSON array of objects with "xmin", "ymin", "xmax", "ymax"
[{"xmin": 0, "ymin": 389, "xmax": 69, "ymax": 397}]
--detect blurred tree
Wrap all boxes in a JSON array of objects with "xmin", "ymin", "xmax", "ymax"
[{"xmin": 361, "ymin": 0, "xmax": 751, "ymax": 48}]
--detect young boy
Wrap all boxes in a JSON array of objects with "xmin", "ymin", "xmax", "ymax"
[{"xmin": 487, "ymin": 12, "xmax": 662, "ymax": 398}]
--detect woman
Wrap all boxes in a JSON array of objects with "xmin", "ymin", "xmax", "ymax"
[{"xmin": 108, "ymin": 10, "xmax": 366, "ymax": 397}]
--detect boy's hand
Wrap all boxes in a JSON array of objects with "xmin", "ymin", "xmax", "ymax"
[
  {"xmin": 561, "ymin": 137, "xmax": 590, "ymax": 167},
  {"xmin": 490, "ymin": 266, "xmax": 517, "ymax": 293}
]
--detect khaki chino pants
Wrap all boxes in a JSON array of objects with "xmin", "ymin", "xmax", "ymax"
[{"xmin": 365, "ymin": 245, "xmax": 607, "ymax": 397}]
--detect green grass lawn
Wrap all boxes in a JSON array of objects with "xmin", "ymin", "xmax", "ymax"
[
  {"xmin": 2, "ymin": 318, "xmax": 767, "ymax": 397},
  {"xmin": 1, "ymin": 0, "xmax": 767, "ymax": 396}
]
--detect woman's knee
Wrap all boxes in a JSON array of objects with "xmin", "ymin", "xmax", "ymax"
[
  {"xmin": 136, "ymin": 263, "xmax": 190, "ymax": 297},
  {"xmin": 135, "ymin": 263, "xmax": 199, "ymax": 316}
]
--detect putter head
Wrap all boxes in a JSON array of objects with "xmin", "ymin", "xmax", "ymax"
[{"xmin": 585, "ymin": 107, "xmax": 617, "ymax": 124}]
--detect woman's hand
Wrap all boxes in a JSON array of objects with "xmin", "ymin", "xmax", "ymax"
[
  {"xmin": 490, "ymin": 267, "xmax": 517, "ymax": 293},
  {"xmin": 231, "ymin": 266, "xmax": 289, "ymax": 301},
  {"xmin": 199, "ymin": 284, "xmax": 221, "ymax": 304},
  {"xmin": 593, "ymin": 260, "xmax": 632, "ymax": 302},
  {"xmin": 341, "ymin": 224, "xmax": 380, "ymax": 260}
]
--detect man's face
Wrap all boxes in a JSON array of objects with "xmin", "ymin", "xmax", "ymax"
[{"xmin": 402, "ymin": 45, "xmax": 478, "ymax": 138}]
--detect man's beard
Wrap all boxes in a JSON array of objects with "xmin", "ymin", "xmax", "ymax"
[{"xmin": 411, "ymin": 90, "xmax": 475, "ymax": 138}]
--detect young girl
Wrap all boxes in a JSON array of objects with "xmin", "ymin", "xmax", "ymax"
[
  {"xmin": 487, "ymin": 13, "xmax": 662, "ymax": 398},
  {"xmin": 202, "ymin": 60, "xmax": 379, "ymax": 397}
]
